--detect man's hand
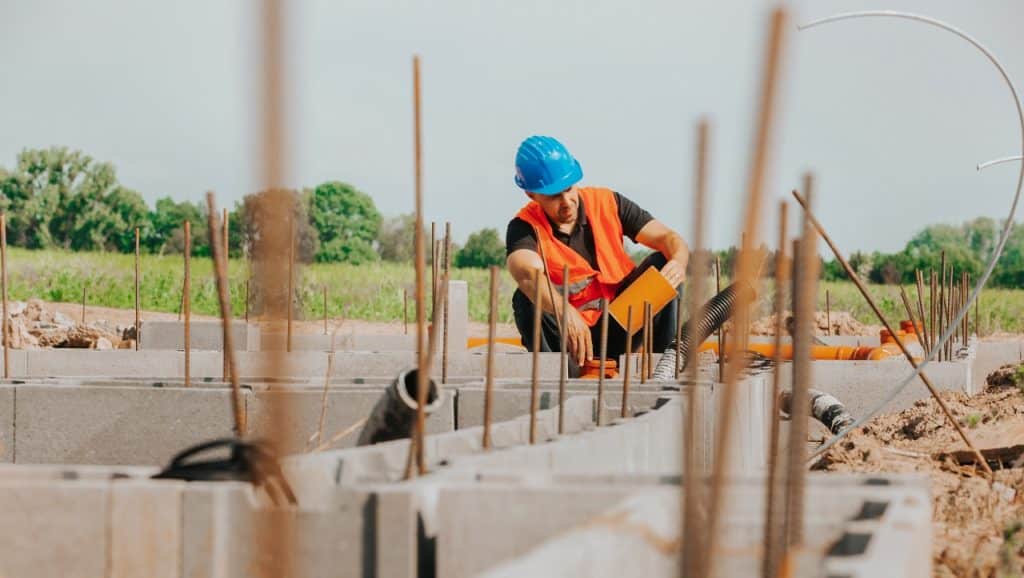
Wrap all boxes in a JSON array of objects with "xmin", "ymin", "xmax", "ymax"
[
  {"xmin": 659, "ymin": 259, "xmax": 687, "ymax": 288},
  {"xmin": 564, "ymin": 306, "xmax": 593, "ymax": 366}
]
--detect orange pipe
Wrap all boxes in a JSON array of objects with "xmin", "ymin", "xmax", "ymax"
[{"xmin": 698, "ymin": 341, "xmax": 898, "ymax": 361}]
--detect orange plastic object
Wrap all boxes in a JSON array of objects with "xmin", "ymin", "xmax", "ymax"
[
  {"xmin": 879, "ymin": 328, "xmax": 907, "ymax": 345},
  {"xmin": 466, "ymin": 336, "xmax": 524, "ymax": 349},
  {"xmin": 899, "ymin": 320, "xmax": 922, "ymax": 335},
  {"xmin": 719, "ymin": 342, "xmax": 886, "ymax": 361},
  {"xmin": 608, "ymin": 267, "xmax": 676, "ymax": 333},
  {"xmin": 580, "ymin": 359, "xmax": 619, "ymax": 379},
  {"xmin": 867, "ymin": 343, "xmax": 902, "ymax": 360}
]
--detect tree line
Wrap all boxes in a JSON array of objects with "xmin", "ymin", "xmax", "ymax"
[{"xmin": 0, "ymin": 147, "xmax": 507, "ymax": 268}]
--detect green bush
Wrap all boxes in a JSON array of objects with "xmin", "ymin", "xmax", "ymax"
[{"xmin": 455, "ymin": 228, "xmax": 505, "ymax": 268}]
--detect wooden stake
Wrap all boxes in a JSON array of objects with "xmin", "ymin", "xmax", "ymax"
[
  {"xmin": 1, "ymin": 214, "xmax": 8, "ymax": 379},
  {"xmin": 558, "ymin": 264, "xmax": 569, "ymax": 434},
  {"xmin": 134, "ymin": 227, "xmax": 141, "ymax": 351},
  {"xmin": 206, "ymin": 194, "xmax": 245, "ymax": 434},
  {"xmin": 482, "ymin": 266, "xmax": 498, "ymax": 450},
  {"xmin": 183, "ymin": 220, "xmax": 191, "ymax": 387},
  {"xmin": 529, "ymin": 269, "xmax": 542, "ymax": 444}
]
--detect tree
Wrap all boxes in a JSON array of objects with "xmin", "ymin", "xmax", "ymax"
[
  {"xmin": 308, "ymin": 181, "xmax": 381, "ymax": 264},
  {"xmin": 146, "ymin": 197, "xmax": 206, "ymax": 255},
  {"xmin": 0, "ymin": 147, "xmax": 148, "ymax": 251},
  {"xmin": 455, "ymin": 228, "xmax": 505, "ymax": 268}
]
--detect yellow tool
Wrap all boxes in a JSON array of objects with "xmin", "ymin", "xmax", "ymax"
[{"xmin": 609, "ymin": 267, "xmax": 676, "ymax": 333}]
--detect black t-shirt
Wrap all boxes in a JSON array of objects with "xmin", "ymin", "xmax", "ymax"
[{"xmin": 505, "ymin": 191, "xmax": 654, "ymax": 270}]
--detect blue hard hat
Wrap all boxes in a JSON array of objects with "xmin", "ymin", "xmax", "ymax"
[{"xmin": 514, "ymin": 136, "xmax": 583, "ymax": 195}]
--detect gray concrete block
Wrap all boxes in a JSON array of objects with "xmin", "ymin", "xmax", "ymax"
[
  {"xmin": 0, "ymin": 480, "xmax": 109, "ymax": 578},
  {"xmin": 15, "ymin": 385, "xmax": 244, "ymax": 465},
  {"xmin": 139, "ymin": 320, "xmax": 258, "ymax": 351},
  {"xmin": 248, "ymin": 388, "xmax": 455, "ymax": 454},
  {"xmin": 974, "ymin": 339, "xmax": 1023, "ymax": 391},
  {"xmin": 110, "ymin": 480, "xmax": 183, "ymax": 578},
  {"xmin": 26, "ymin": 349, "xmax": 181, "ymax": 377},
  {"xmin": 0, "ymin": 386, "xmax": 12, "ymax": 462},
  {"xmin": 779, "ymin": 358, "xmax": 974, "ymax": 417}
]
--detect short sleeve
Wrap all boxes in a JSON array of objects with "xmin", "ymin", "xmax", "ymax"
[
  {"xmin": 613, "ymin": 192, "xmax": 655, "ymax": 242},
  {"xmin": 506, "ymin": 217, "xmax": 539, "ymax": 256}
]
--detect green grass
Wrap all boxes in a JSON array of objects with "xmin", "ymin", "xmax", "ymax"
[{"xmin": 3, "ymin": 247, "xmax": 1023, "ymax": 332}]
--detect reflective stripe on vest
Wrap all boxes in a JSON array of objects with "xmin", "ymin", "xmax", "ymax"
[{"xmin": 516, "ymin": 187, "xmax": 637, "ymax": 326}]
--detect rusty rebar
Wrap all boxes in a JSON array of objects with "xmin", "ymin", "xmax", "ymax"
[
  {"xmin": 621, "ymin": 306, "xmax": 633, "ymax": 420},
  {"xmin": 761, "ymin": 200, "xmax": 789, "ymax": 578},
  {"xmin": 408, "ymin": 54, "xmax": 428, "ymax": 479},
  {"xmin": 183, "ymin": 220, "xmax": 191, "ymax": 387},
  {"xmin": 792, "ymin": 190, "xmax": 993, "ymax": 477},
  {"xmin": 1, "ymin": 214, "xmax": 7, "ymax": 379},
  {"xmin": 134, "ymin": 227, "xmax": 141, "ymax": 351},
  {"xmin": 442, "ymin": 221, "xmax": 451, "ymax": 384},
  {"xmin": 825, "ymin": 289, "xmax": 831, "ymax": 336},
  {"xmin": 287, "ymin": 215, "xmax": 294, "ymax": 353},
  {"xmin": 597, "ymin": 298, "xmax": 609, "ymax": 427},
  {"xmin": 702, "ymin": 9, "xmax": 787, "ymax": 578},
  {"xmin": 715, "ymin": 256, "xmax": 723, "ymax": 378},
  {"xmin": 323, "ymin": 285, "xmax": 328, "ymax": 335},
  {"xmin": 482, "ymin": 266, "xmax": 498, "ymax": 450},
  {"xmin": 81, "ymin": 286, "xmax": 87, "ymax": 324},
  {"xmin": 206, "ymin": 193, "xmax": 245, "ymax": 435},
  {"xmin": 784, "ymin": 175, "xmax": 817, "ymax": 557},
  {"xmin": 558, "ymin": 264, "xmax": 569, "ymax": 434},
  {"xmin": 915, "ymin": 270, "xmax": 931, "ymax": 355},
  {"xmin": 939, "ymin": 253, "xmax": 946, "ymax": 361},
  {"xmin": 403, "ymin": 288, "xmax": 408, "ymax": 335},
  {"xmin": 640, "ymin": 301, "xmax": 650, "ymax": 384},
  {"xmin": 529, "ymin": 268, "xmax": 542, "ymax": 444}
]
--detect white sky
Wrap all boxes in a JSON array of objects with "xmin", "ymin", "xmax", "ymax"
[{"xmin": 1, "ymin": 0, "xmax": 1022, "ymax": 253}]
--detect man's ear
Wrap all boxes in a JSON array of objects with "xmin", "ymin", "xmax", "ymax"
[{"xmin": 525, "ymin": 192, "xmax": 539, "ymax": 203}]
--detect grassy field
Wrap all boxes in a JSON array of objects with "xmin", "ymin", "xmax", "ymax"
[{"xmin": 4, "ymin": 248, "xmax": 1022, "ymax": 334}]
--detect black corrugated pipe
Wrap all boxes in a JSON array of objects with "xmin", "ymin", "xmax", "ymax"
[
  {"xmin": 357, "ymin": 369, "xmax": 444, "ymax": 446},
  {"xmin": 779, "ymin": 389, "xmax": 856, "ymax": 435},
  {"xmin": 652, "ymin": 281, "xmax": 757, "ymax": 380}
]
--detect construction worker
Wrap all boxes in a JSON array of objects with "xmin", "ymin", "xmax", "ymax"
[{"xmin": 505, "ymin": 135, "xmax": 689, "ymax": 371}]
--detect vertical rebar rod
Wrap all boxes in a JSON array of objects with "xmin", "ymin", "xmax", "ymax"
[
  {"xmin": 403, "ymin": 288, "xmax": 409, "ymax": 335},
  {"xmin": 530, "ymin": 269, "xmax": 542, "ymax": 444},
  {"xmin": 431, "ymin": 221, "xmax": 437, "ymax": 303},
  {"xmin": 640, "ymin": 301, "xmax": 650, "ymax": 384},
  {"xmin": 245, "ymin": 277, "xmax": 250, "ymax": 323},
  {"xmin": 715, "ymin": 256, "xmax": 724, "ymax": 378},
  {"xmin": 135, "ymin": 227, "xmax": 141, "ymax": 351},
  {"xmin": 930, "ymin": 270, "xmax": 937, "ymax": 359},
  {"xmin": 898, "ymin": 286, "xmax": 920, "ymax": 351},
  {"xmin": 322, "ymin": 285, "xmax": 328, "ymax": 335},
  {"xmin": 682, "ymin": 119, "xmax": 710, "ymax": 578},
  {"xmin": 482, "ymin": 266, "xmax": 498, "ymax": 450},
  {"xmin": 761, "ymin": 201, "xmax": 788, "ymax": 578},
  {"xmin": 825, "ymin": 289, "xmax": 831, "ymax": 336},
  {"xmin": 975, "ymin": 277, "xmax": 980, "ymax": 337},
  {"xmin": 702, "ymin": 10, "xmax": 787, "ymax": 578},
  {"xmin": 621, "ymin": 306, "xmax": 633, "ymax": 420},
  {"xmin": 81, "ymin": 286, "xmax": 87, "ymax": 324},
  {"xmin": 1, "ymin": 214, "xmax": 7, "ymax": 379},
  {"xmin": 675, "ymin": 290, "xmax": 685, "ymax": 378},
  {"xmin": 939, "ymin": 253, "xmax": 946, "ymax": 361},
  {"xmin": 207, "ymin": 193, "xmax": 245, "ymax": 435},
  {"xmin": 287, "ymin": 216, "xmax": 294, "ymax": 353},
  {"xmin": 597, "ymin": 299, "xmax": 609, "ymax": 427},
  {"xmin": 915, "ymin": 271, "xmax": 930, "ymax": 355},
  {"xmin": 184, "ymin": 220, "xmax": 191, "ymax": 387},
  {"xmin": 646, "ymin": 302, "xmax": 654, "ymax": 379},
  {"xmin": 411, "ymin": 54, "xmax": 428, "ymax": 477},
  {"xmin": 558, "ymin": 264, "xmax": 569, "ymax": 434},
  {"xmin": 442, "ymin": 222, "xmax": 451, "ymax": 384}
]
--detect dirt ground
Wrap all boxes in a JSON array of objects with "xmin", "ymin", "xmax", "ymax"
[{"xmin": 814, "ymin": 383, "xmax": 1024, "ymax": 577}]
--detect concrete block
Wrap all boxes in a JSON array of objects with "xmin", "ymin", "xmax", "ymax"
[
  {"xmin": 440, "ymin": 280, "xmax": 468, "ymax": 353},
  {"xmin": 139, "ymin": 320, "xmax": 258, "ymax": 351},
  {"xmin": 778, "ymin": 358, "xmax": 974, "ymax": 417},
  {"xmin": 15, "ymin": 385, "xmax": 243, "ymax": 465},
  {"xmin": 248, "ymin": 388, "xmax": 456, "ymax": 454},
  {"xmin": 0, "ymin": 350, "xmax": 28, "ymax": 377},
  {"xmin": 26, "ymin": 349, "xmax": 180, "ymax": 378},
  {"xmin": 110, "ymin": 480, "xmax": 183, "ymax": 578},
  {"xmin": 0, "ymin": 480, "xmax": 109, "ymax": 578},
  {"xmin": 974, "ymin": 339, "xmax": 1023, "ymax": 391},
  {"xmin": 0, "ymin": 386, "xmax": 12, "ymax": 462}
]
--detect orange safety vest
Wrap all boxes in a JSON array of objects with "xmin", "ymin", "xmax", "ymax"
[{"xmin": 516, "ymin": 187, "xmax": 637, "ymax": 326}]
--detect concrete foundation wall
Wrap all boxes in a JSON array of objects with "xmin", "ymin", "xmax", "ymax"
[{"xmin": 139, "ymin": 320, "xmax": 258, "ymax": 351}]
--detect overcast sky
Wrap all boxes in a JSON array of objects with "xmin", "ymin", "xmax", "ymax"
[{"xmin": 1, "ymin": 0, "xmax": 1022, "ymax": 253}]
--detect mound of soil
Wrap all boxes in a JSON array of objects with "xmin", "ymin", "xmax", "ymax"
[{"xmin": 750, "ymin": 310, "xmax": 880, "ymax": 337}]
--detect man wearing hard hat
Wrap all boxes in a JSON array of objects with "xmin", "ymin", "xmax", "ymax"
[{"xmin": 505, "ymin": 135, "xmax": 690, "ymax": 371}]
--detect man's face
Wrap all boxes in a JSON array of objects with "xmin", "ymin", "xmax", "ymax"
[{"xmin": 527, "ymin": 187, "xmax": 579, "ymax": 226}]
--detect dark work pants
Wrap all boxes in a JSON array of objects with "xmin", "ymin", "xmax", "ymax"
[{"xmin": 512, "ymin": 253, "xmax": 679, "ymax": 365}]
